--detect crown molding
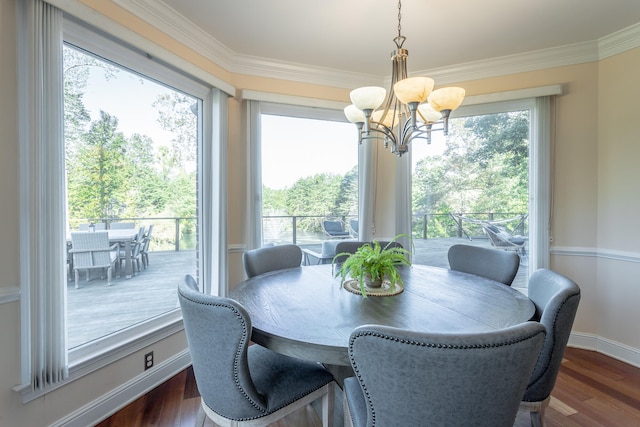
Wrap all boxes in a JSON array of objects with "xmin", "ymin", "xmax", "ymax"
[
  {"xmin": 410, "ymin": 41, "xmax": 599, "ymax": 86},
  {"xmin": 114, "ymin": 0, "xmax": 640, "ymax": 89},
  {"xmin": 598, "ymin": 22, "xmax": 640, "ymax": 60}
]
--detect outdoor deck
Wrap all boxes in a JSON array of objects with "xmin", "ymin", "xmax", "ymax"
[{"xmin": 66, "ymin": 237, "xmax": 528, "ymax": 349}]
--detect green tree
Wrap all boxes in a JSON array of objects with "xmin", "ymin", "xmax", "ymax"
[
  {"xmin": 263, "ymin": 187, "xmax": 288, "ymax": 215},
  {"xmin": 152, "ymin": 92, "xmax": 197, "ymax": 165},
  {"xmin": 285, "ymin": 173, "xmax": 343, "ymax": 231},
  {"xmin": 334, "ymin": 166, "xmax": 358, "ymax": 215},
  {"xmin": 67, "ymin": 111, "xmax": 128, "ymax": 219},
  {"xmin": 412, "ymin": 111, "xmax": 529, "ymax": 237}
]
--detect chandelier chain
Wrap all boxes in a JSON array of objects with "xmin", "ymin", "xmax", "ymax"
[{"xmin": 397, "ymin": 0, "xmax": 402, "ymax": 38}]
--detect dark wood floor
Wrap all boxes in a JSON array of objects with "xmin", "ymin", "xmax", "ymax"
[{"xmin": 96, "ymin": 347, "xmax": 640, "ymax": 427}]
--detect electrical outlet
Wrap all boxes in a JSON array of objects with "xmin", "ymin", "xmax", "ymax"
[{"xmin": 144, "ymin": 351, "xmax": 154, "ymax": 370}]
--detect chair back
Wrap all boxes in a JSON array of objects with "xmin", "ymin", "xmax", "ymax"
[
  {"xmin": 141, "ymin": 224, "xmax": 154, "ymax": 252},
  {"xmin": 110, "ymin": 222, "xmax": 135, "ymax": 229},
  {"xmin": 70, "ymin": 231, "xmax": 114, "ymax": 268},
  {"xmin": 447, "ymin": 244, "xmax": 520, "ymax": 286},
  {"xmin": 242, "ymin": 244, "xmax": 302, "ymax": 278},
  {"xmin": 523, "ymin": 268, "xmax": 581, "ymax": 402},
  {"xmin": 131, "ymin": 226, "xmax": 145, "ymax": 256},
  {"xmin": 347, "ymin": 322, "xmax": 546, "ymax": 427},
  {"xmin": 178, "ymin": 276, "xmax": 268, "ymax": 419}
]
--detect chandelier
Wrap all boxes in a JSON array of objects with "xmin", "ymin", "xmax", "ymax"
[{"xmin": 344, "ymin": 0, "xmax": 466, "ymax": 157}]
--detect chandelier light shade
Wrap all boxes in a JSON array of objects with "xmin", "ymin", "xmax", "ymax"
[
  {"xmin": 349, "ymin": 86, "xmax": 387, "ymax": 112},
  {"xmin": 393, "ymin": 77, "xmax": 434, "ymax": 105},
  {"xmin": 344, "ymin": 0, "xmax": 466, "ymax": 156}
]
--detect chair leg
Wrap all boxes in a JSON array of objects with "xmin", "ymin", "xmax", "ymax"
[
  {"xmin": 195, "ymin": 401, "xmax": 206, "ymax": 427},
  {"xmin": 322, "ymin": 382, "xmax": 335, "ymax": 427},
  {"xmin": 520, "ymin": 396, "xmax": 550, "ymax": 427},
  {"xmin": 343, "ymin": 388, "xmax": 354, "ymax": 427},
  {"xmin": 107, "ymin": 266, "xmax": 112, "ymax": 286},
  {"xmin": 75, "ymin": 270, "xmax": 79, "ymax": 289}
]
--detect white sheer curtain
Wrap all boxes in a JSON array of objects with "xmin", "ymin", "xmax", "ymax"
[
  {"xmin": 530, "ymin": 96, "xmax": 552, "ymax": 271},
  {"xmin": 16, "ymin": 0, "xmax": 68, "ymax": 393},
  {"xmin": 246, "ymin": 100, "xmax": 263, "ymax": 250},
  {"xmin": 395, "ymin": 153, "xmax": 412, "ymax": 256},
  {"xmin": 199, "ymin": 89, "xmax": 229, "ymax": 296},
  {"xmin": 358, "ymin": 139, "xmax": 376, "ymax": 242}
]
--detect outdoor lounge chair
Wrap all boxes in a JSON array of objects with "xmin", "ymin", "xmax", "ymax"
[
  {"xmin": 349, "ymin": 218, "xmax": 359, "ymax": 238},
  {"xmin": 483, "ymin": 223, "xmax": 528, "ymax": 259},
  {"xmin": 322, "ymin": 219, "xmax": 350, "ymax": 239}
]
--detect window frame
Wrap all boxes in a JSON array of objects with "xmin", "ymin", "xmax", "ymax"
[
  {"xmin": 247, "ymin": 101, "xmax": 355, "ymax": 249},
  {"xmin": 406, "ymin": 97, "xmax": 551, "ymax": 276},
  {"xmin": 17, "ymin": 14, "xmax": 226, "ymax": 401}
]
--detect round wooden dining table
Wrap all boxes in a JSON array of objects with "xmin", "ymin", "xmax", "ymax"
[{"xmin": 230, "ymin": 264, "xmax": 535, "ymax": 367}]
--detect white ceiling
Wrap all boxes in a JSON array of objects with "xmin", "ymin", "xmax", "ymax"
[{"xmin": 121, "ymin": 0, "xmax": 640, "ymax": 85}]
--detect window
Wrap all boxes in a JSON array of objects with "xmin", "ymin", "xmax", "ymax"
[
  {"xmin": 410, "ymin": 98, "xmax": 548, "ymax": 288},
  {"xmin": 17, "ymin": 5, "xmax": 226, "ymax": 399},
  {"xmin": 63, "ymin": 42, "xmax": 200, "ymax": 349},
  {"xmin": 252, "ymin": 103, "xmax": 358, "ymax": 250}
]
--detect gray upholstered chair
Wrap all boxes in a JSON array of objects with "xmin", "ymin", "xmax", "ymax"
[
  {"xmin": 520, "ymin": 269, "xmax": 581, "ymax": 427},
  {"xmin": 242, "ymin": 244, "xmax": 303, "ymax": 278},
  {"xmin": 69, "ymin": 231, "xmax": 119, "ymax": 288},
  {"xmin": 344, "ymin": 322, "xmax": 546, "ymax": 427},
  {"xmin": 447, "ymin": 243, "xmax": 520, "ymax": 286},
  {"xmin": 178, "ymin": 276, "xmax": 335, "ymax": 427}
]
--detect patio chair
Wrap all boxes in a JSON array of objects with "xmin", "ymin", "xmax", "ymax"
[
  {"xmin": 349, "ymin": 218, "xmax": 359, "ymax": 238},
  {"xmin": 322, "ymin": 219, "xmax": 350, "ymax": 239},
  {"xmin": 69, "ymin": 231, "xmax": 119, "ymax": 288},
  {"xmin": 483, "ymin": 223, "xmax": 528, "ymax": 261},
  {"xmin": 343, "ymin": 322, "xmax": 545, "ymax": 427},
  {"xmin": 119, "ymin": 226, "xmax": 145, "ymax": 276},
  {"xmin": 140, "ymin": 224, "xmax": 154, "ymax": 269},
  {"xmin": 178, "ymin": 275, "xmax": 335, "ymax": 427}
]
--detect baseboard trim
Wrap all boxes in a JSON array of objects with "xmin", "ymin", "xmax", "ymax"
[
  {"xmin": 50, "ymin": 350, "xmax": 192, "ymax": 427},
  {"xmin": 569, "ymin": 332, "xmax": 640, "ymax": 368}
]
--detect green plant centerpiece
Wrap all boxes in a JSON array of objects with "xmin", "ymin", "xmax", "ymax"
[{"xmin": 333, "ymin": 234, "xmax": 411, "ymax": 297}]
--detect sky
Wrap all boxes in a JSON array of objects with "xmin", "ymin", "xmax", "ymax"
[
  {"xmin": 261, "ymin": 115, "xmax": 358, "ymax": 189},
  {"xmin": 82, "ymin": 66, "xmax": 179, "ymax": 149}
]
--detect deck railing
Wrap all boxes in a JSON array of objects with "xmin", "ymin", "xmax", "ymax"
[
  {"xmin": 72, "ymin": 212, "xmax": 527, "ymax": 248},
  {"xmin": 69, "ymin": 216, "xmax": 197, "ymax": 251},
  {"xmin": 262, "ymin": 212, "xmax": 527, "ymax": 245}
]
